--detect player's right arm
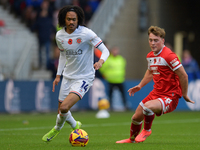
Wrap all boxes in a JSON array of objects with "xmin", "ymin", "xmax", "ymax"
[
  {"xmin": 53, "ymin": 33, "xmax": 67, "ymax": 92},
  {"xmin": 52, "ymin": 51, "xmax": 66, "ymax": 92},
  {"xmin": 52, "ymin": 75, "xmax": 61, "ymax": 92},
  {"xmin": 128, "ymin": 69, "xmax": 153, "ymax": 96}
]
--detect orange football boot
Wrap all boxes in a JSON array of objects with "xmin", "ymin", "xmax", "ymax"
[
  {"xmin": 116, "ymin": 138, "xmax": 135, "ymax": 143},
  {"xmin": 135, "ymin": 129, "xmax": 152, "ymax": 143}
]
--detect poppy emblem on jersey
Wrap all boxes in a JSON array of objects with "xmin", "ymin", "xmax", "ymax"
[
  {"xmin": 68, "ymin": 39, "xmax": 73, "ymax": 45},
  {"xmin": 76, "ymin": 38, "xmax": 82, "ymax": 44},
  {"xmin": 154, "ymin": 58, "xmax": 156, "ymax": 64}
]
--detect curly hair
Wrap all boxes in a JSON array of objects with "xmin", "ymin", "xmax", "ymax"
[
  {"xmin": 58, "ymin": 5, "xmax": 85, "ymax": 28},
  {"xmin": 148, "ymin": 26, "xmax": 166, "ymax": 39}
]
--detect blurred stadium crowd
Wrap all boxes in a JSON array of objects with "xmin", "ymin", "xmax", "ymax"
[{"xmin": 1, "ymin": 0, "xmax": 101, "ymax": 28}]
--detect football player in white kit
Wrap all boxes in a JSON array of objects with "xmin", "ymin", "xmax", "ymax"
[{"xmin": 42, "ymin": 5, "xmax": 110, "ymax": 142}]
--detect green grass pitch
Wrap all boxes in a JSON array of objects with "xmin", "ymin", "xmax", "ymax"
[{"xmin": 0, "ymin": 111, "xmax": 200, "ymax": 150}]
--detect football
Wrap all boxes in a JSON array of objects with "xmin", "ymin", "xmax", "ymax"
[
  {"xmin": 69, "ymin": 129, "xmax": 89, "ymax": 147},
  {"xmin": 98, "ymin": 99, "xmax": 110, "ymax": 110}
]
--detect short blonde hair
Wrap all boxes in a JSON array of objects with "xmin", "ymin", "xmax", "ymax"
[{"xmin": 148, "ymin": 26, "xmax": 166, "ymax": 38}]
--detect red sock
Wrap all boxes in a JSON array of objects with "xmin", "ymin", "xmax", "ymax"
[
  {"xmin": 144, "ymin": 114, "xmax": 155, "ymax": 130},
  {"xmin": 130, "ymin": 122, "xmax": 142, "ymax": 140}
]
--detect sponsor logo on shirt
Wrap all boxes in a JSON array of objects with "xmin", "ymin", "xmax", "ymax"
[
  {"xmin": 66, "ymin": 49, "xmax": 83, "ymax": 55},
  {"xmin": 171, "ymin": 61, "xmax": 179, "ymax": 67},
  {"xmin": 170, "ymin": 58, "xmax": 179, "ymax": 67},
  {"xmin": 150, "ymin": 66, "xmax": 160, "ymax": 75}
]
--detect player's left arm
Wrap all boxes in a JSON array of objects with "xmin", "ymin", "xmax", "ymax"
[
  {"xmin": 88, "ymin": 29, "xmax": 110, "ymax": 70},
  {"xmin": 93, "ymin": 43, "xmax": 110, "ymax": 70},
  {"xmin": 174, "ymin": 66, "xmax": 195, "ymax": 104}
]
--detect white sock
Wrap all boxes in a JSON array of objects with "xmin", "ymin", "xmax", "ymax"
[
  {"xmin": 54, "ymin": 111, "xmax": 77, "ymax": 130},
  {"xmin": 65, "ymin": 111, "xmax": 77, "ymax": 129},
  {"xmin": 54, "ymin": 113, "xmax": 67, "ymax": 130}
]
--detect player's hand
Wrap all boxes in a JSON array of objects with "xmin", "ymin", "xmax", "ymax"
[
  {"xmin": 52, "ymin": 75, "xmax": 61, "ymax": 92},
  {"xmin": 183, "ymin": 95, "xmax": 195, "ymax": 104},
  {"xmin": 128, "ymin": 85, "xmax": 141, "ymax": 96},
  {"xmin": 94, "ymin": 59, "xmax": 104, "ymax": 70}
]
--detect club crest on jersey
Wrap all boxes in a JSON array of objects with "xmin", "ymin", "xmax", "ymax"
[
  {"xmin": 61, "ymin": 40, "xmax": 64, "ymax": 44},
  {"xmin": 76, "ymin": 38, "xmax": 82, "ymax": 44},
  {"xmin": 68, "ymin": 39, "xmax": 73, "ymax": 45}
]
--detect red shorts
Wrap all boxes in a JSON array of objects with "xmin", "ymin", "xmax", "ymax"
[{"xmin": 140, "ymin": 91, "xmax": 179, "ymax": 116}]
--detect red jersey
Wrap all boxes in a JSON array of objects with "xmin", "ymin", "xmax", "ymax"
[{"xmin": 146, "ymin": 46, "xmax": 182, "ymax": 98}]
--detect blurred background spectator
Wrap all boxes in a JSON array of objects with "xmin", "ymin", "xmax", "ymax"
[
  {"xmin": 99, "ymin": 46, "xmax": 127, "ymax": 110},
  {"xmin": 182, "ymin": 49, "xmax": 200, "ymax": 81},
  {"xmin": 8, "ymin": 0, "xmax": 101, "ymax": 29},
  {"xmin": 31, "ymin": 0, "xmax": 56, "ymax": 70},
  {"xmin": 47, "ymin": 44, "xmax": 60, "ymax": 79}
]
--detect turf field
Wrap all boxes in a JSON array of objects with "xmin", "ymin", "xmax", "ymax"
[{"xmin": 0, "ymin": 111, "xmax": 200, "ymax": 150}]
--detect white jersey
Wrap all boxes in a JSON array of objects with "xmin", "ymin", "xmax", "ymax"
[{"xmin": 56, "ymin": 26, "xmax": 105, "ymax": 80}]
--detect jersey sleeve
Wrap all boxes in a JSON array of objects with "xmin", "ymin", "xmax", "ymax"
[
  {"xmin": 55, "ymin": 32, "xmax": 64, "ymax": 51},
  {"xmin": 97, "ymin": 43, "xmax": 110, "ymax": 62},
  {"xmin": 57, "ymin": 51, "xmax": 67, "ymax": 75},
  {"xmin": 88, "ymin": 29, "xmax": 103, "ymax": 48},
  {"xmin": 165, "ymin": 52, "xmax": 182, "ymax": 71},
  {"xmin": 86, "ymin": 29, "xmax": 110, "ymax": 61},
  {"xmin": 55, "ymin": 31, "xmax": 66, "ymax": 75}
]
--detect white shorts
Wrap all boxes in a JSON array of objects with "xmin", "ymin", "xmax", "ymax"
[{"xmin": 58, "ymin": 78, "xmax": 93, "ymax": 102}]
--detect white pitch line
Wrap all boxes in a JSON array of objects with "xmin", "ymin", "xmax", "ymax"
[{"xmin": 0, "ymin": 118, "xmax": 200, "ymax": 132}]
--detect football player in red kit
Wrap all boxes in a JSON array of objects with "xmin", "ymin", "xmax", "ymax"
[{"xmin": 116, "ymin": 26, "xmax": 195, "ymax": 143}]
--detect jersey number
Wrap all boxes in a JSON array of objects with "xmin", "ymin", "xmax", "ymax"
[
  {"xmin": 164, "ymin": 98, "xmax": 172, "ymax": 113},
  {"xmin": 165, "ymin": 98, "xmax": 172, "ymax": 104},
  {"xmin": 81, "ymin": 81, "xmax": 89, "ymax": 92}
]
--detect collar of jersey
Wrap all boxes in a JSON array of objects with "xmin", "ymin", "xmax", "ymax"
[{"xmin": 154, "ymin": 45, "xmax": 165, "ymax": 56}]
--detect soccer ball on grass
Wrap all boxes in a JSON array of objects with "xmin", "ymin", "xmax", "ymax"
[{"xmin": 69, "ymin": 129, "xmax": 89, "ymax": 147}]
